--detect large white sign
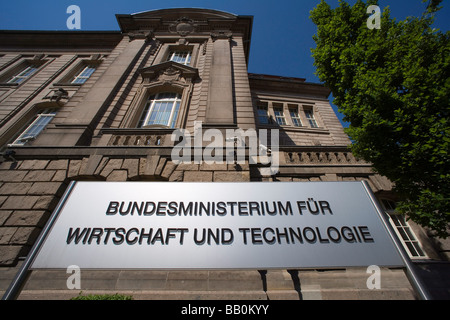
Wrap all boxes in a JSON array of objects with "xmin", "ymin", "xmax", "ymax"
[{"xmin": 31, "ymin": 181, "xmax": 404, "ymax": 269}]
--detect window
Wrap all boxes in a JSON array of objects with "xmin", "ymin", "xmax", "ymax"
[
  {"xmin": 382, "ymin": 199, "xmax": 427, "ymax": 258},
  {"xmin": 273, "ymin": 106, "xmax": 287, "ymax": 126},
  {"xmin": 138, "ymin": 92, "xmax": 181, "ymax": 128},
  {"xmin": 168, "ymin": 51, "xmax": 192, "ymax": 65},
  {"xmin": 257, "ymin": 104, "xmax": 269, "ymax": 124},
  {"xmin": 304, "ymin": 109, "xmax": 318, "ymax": 128},
  {"xmin": 71, "ymin": 65, "xmax": 96, "ymax": 84},
  {"xmin": 289, "ymin": 108, "xmax": 302, "ymax": 127},
  {"xmin": 10, "ymin": 109, "xmax": 57, "ymax": 146},
  {"xmin": 7, "ymin": 65, "xmax": 38, "ymax": 84},
  {"xmin": 390, "ymin": 215, "xmax": 426, "ymax": 258}
]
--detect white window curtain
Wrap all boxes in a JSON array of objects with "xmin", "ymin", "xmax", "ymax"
[{"xmin": 138, "ymin": 92, "xmax": 181, "ymax": 128}]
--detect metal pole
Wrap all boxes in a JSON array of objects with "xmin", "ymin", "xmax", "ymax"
[
  {"xmin": 361, "ymin": 180, "xmax": 432, "ymax": 300},
  {"xmin": 2, "ymin": 181, "xmax": 77, "ymax": 300}
]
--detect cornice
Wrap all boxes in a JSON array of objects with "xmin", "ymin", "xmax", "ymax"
[
  {"xmin": 248, "ymin": 73, "xmax": 331, "ymax": 98},
  {"xmin": 0, "ymin": 31, "xmax": 122, "ymax": 49},
  {"xmin": 116, "ymin": 8, "xmax": 253, "ymax": 64}
]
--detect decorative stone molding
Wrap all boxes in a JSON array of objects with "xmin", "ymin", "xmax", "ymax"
[
  {"xmin": 128, "ymin": 30, "xmax": 154, "ymax": 42},
  {"xmin": 139, "ymin": 61, "xmax": 199, "ymax": 84},
  {"xmin": 202, "ymin": 39, "xmax": 208, "ymax": 55},
  {"xmin": 210, "ymin": 30, "xmax": 233, "ymax": 41},
  {"xmin": 102, "ymin": 128, "xmax": 175, "ymax": 147},
  {"xmin": 169, "ymin": 17, "xmax": 196, "ymax": 37},
  {"xmin": 284, "ymin": 150, "xmax": 367, "ymax": 165},
  {"xmin": 109, "ymin": 134, "xmax": 165, "ymax": 147}
]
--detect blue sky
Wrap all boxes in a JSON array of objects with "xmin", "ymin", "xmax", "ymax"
[{"xmin": 0, "ymin": 0, "xmax": 448, "ymax": 126}]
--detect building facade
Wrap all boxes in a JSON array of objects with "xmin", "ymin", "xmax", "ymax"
[{"xmin": 0, "ymin": 8, "xmax": 448, "ymax": 300}]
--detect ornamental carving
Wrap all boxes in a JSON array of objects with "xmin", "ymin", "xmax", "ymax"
[
  {"xmin": 169, "ymin": 17, "xmax": 196, "ymax": 37},
  {"xmin": 139, "ymin": 61, "xmax": 199, "ymax": 84},
  {"xmin": 210, "ymin": 30, "xmax": 233, "ymax": 41},
  {"xmin": 156, "ymin": 67, "xmax": 183, "ymax": 84},
  {"xmin": 284, "ymin": 151, "xmax": 367, "ymax": 165},
  {"xmin": 128, "ymin": 30, "xmax": 154, "ymax": 42}
]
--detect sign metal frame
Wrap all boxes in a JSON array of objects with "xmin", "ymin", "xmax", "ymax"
[{"xmin": 2, "ymin": 180, "xmax": 432, "ymax": 300}]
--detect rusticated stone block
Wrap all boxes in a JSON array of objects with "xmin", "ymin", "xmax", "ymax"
[
  {"xmin": 169, "ymin": 170, "xmax": 183, "ymax": 182},
  {"xmin": 19, "ymin": 160, "xmax": 49, "ymax": 170},
  {"xmin": 0, "ymin": 227, "xmax": 17, "ymax": 244},
  {"xmin": 10, "ymin": 227, "xmax": 41, "ymax": 245},
  {"xmin": 27, "ymin": 182, "xmax": 65, "ymax": 196},
  {"xmin": 121, "ymin": 158, "xmax": 139, "ymax": 179},
  {"xmin": 0, "ymin": 196, "xmax": 7, "ymax": 207},
  {"xmin": 155, "ymin": 158, "xmax": 167, "ymax": 176},
  {"xmin": 0, "ymin": 210, "xmax": 12, "ymax": 225},
  {"xmin": 0, "ymin": 182, "xmax": 33, "ymax": 195},
  {"xmin": 1, "ymin": 196, "xmax": 40, "ymax": 210},
  {"xmin": 33, "ymin": 195, "xmax": 60, "ymax": 210},
  {"xmin": 161, "ymin": 161, "xmax": 177, "ymax": 179},
  {"xmin": 100, "ymin": 159, "xmax": 123, "ymax": 178},
  {"xmin": 106, "ymin": 170, "xmax": 128, "ymax": 181},
  {"xmin": 213, "ymin": 171, "xmax": 250, "ymax": 182},
  {"xmin": 23, "ymin": 170, "xmax": 56, "ymax": 182},
  {"xmin": 67, "ymin": 160, "xmax": 82, "ymax": 178},
  {"xmin": 0, "ymin": 170, "xmax": 28, "ymax": 182},
  {"xmin": 184, "ymin": 171, "xmax": 213, "ymax": 182},
  {"xmin": 46, "ymin": 159, "xmax": 69, "ymax": 170},
  {"xmin": 0, "ymin": 245, "xmax": 23, "ymax": 265},
  {"xmin": 51, "ymin": 170, "xmax": 67, "ymax": 182},
  {"xmin": 5, "ymin": 210, "xmax": 49, "ymax": 227},
  {"xmin": 199, "ymin": 163, "xmax": 228, "ymax": 171}
]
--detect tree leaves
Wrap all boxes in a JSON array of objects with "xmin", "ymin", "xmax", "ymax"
[{"xmin": 311, "ymin": 0, "xmax": 450, "ymax": 237}]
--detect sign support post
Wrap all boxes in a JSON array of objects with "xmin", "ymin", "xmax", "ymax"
[
  {"xmin": 361, "ymin": 180, "xmax": 432, "ymax": 300},
  {"xmin": 1, "ymin": 181, "xmax": 77, "ymax": 300}
]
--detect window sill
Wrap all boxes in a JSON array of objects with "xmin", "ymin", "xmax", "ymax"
[
  {"xmin": 101, "ymin": 127, "xmax": 176, "ymax": 135},
  {"xmin": 257, "ymin": 124, "xmax": 329, "ymax": 134},
  {"xmin": 52, "ymin": 82, "xmax": 83, "ymax": 87},
  {"xmin": 0, "ymin": 82, "xmax": 19, "ymax": 88}
]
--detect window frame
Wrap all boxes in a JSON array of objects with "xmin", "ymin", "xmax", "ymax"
[
  {"xmin": 7, "ymin": 65, "xmax": 38, "ymax": 84},
  {"xmin": 0, "ymin": 58, "xmax": 47, "ymax": 86},
  {"xmin": 138, "ymin": 92, "xmax": 182, "ymax": 128},
  {"xmin": 289, "ymin": 107, "xmax": 302, "ymax": 127},
  {"xmin": 273, "ymin": 105, "xmax": 287, "ymax": 126},
  {"xmin": 71, "ymin": 65, "xmax": 97, "ymax": 84},
  {"xmin": 381, "ymin": 199, "xmax": 428, "ymax": 259},
  {"xmin": 304, "ymin": 108, "xmax": 319, "ymax": 128},
  {"xmin": 9, "ymin": 108, "xmax": 57, "ymax": 146},
  {"xmin": 167, "ymin": 51, "xmax": 192, "ymax": 66},
  {"xmin": 54, "ymin": 57, "xmax": 102, "ymax": 86},
  {"xmin": 256, "ymin": 103, "xmax": 270, "ymax": 125}
]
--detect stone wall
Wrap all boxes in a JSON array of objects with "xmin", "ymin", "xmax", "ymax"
[
  {"xmin": 0, "ymin": 159, "xmax": 67, "ymax": 265},
  {"xmin": 0, "ymin": 152, "xmax": 251, "ymax": 266}
]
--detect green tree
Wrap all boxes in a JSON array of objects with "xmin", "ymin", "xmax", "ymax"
[{"xmin": 310, "ymin": 0, "xmax": 449, "ymax": 237}]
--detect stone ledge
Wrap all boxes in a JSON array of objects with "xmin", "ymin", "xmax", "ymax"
[{"xmin": 14, "ymin": 289, "xmax": 268, "ymax": 300}]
